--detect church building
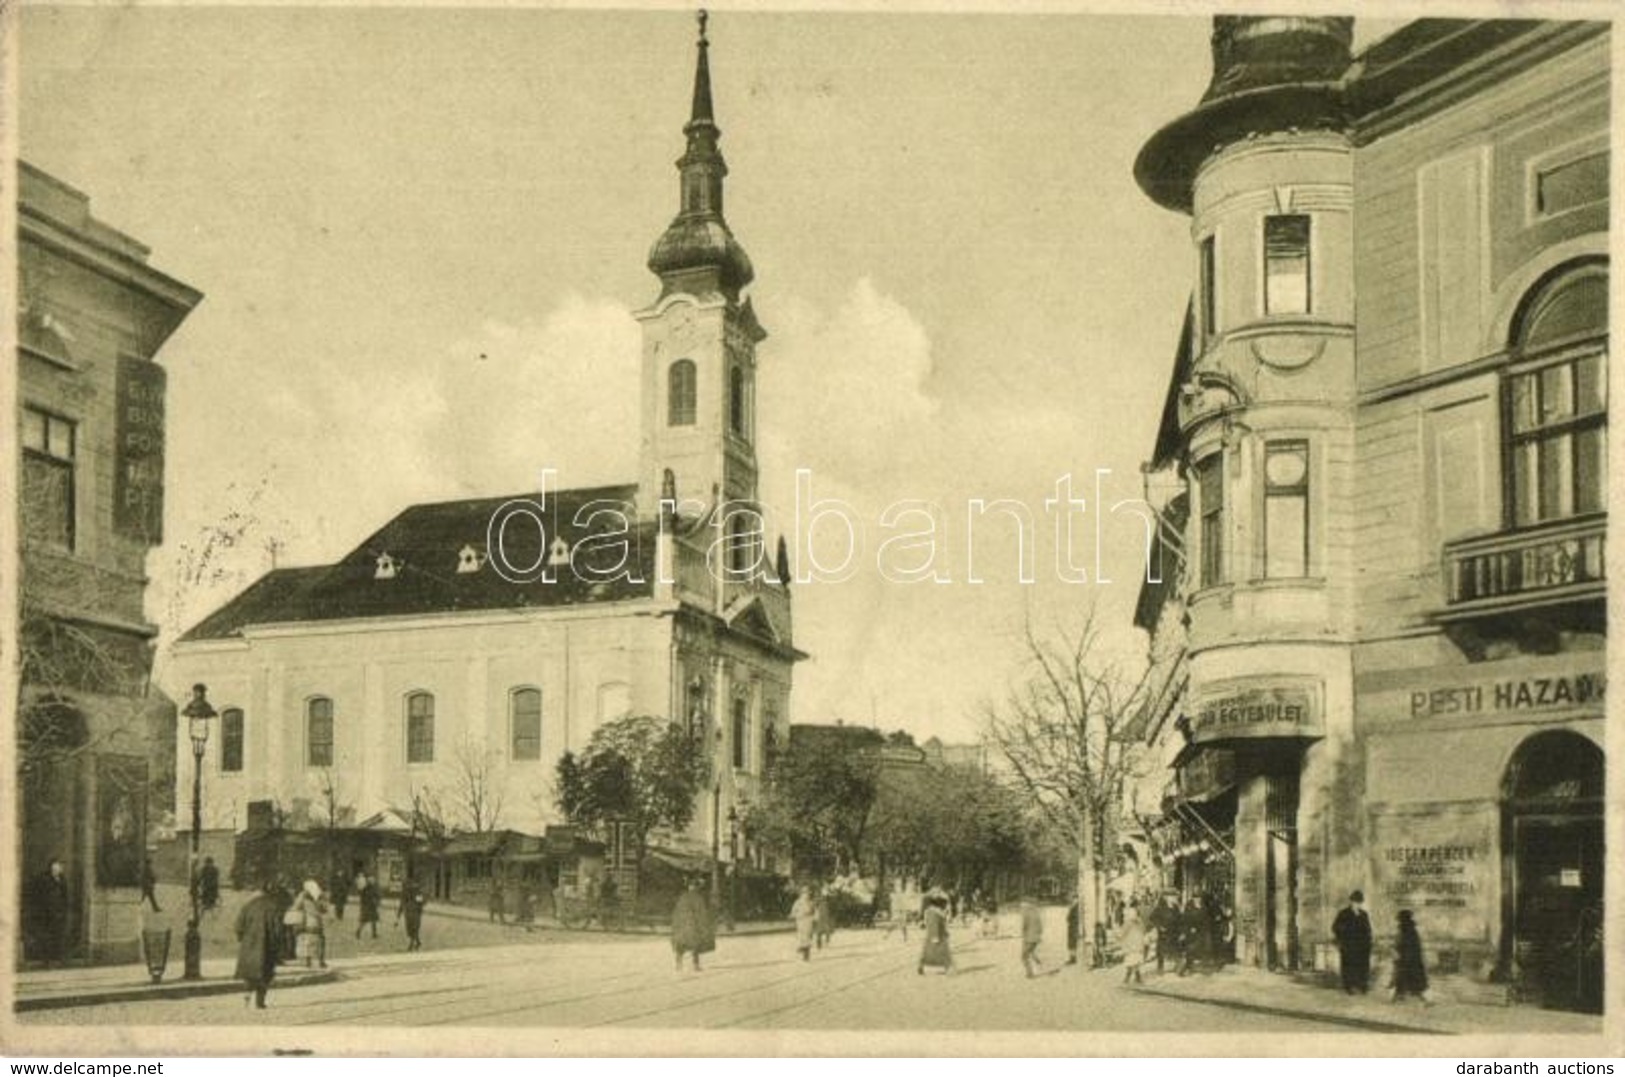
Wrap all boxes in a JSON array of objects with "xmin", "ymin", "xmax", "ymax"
[{"xmin": 165, "ymin": 17, "xmax": 801, "ymax": 887}]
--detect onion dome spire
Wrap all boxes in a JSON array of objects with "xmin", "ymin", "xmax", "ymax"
[{"xmin": 648, "ymin": 10, "xmax": 755, "ymax": 298}]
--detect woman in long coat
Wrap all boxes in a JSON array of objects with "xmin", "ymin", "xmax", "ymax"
[
  {"xmin": 1118, "ymin": 900, "xmax": 1147, "ymax": 984},
  {"xmin": 1391, "ymin": 910, "xmax": 1429, "ymax": 1002},
  {"xmin": 292, "ymin": 879, "xmax": 328, "ymax": 969},
  {"xmin": 814, "ymin": 889, "xmax": 835, "ymax": 950},
  {"xmin": 235, "ymin": 881, "xmax": 282, "ymax": 1009},
  {"xmin": 670, "ymin": 876, "xmax": 715, "ymax": 972},
  {"xmin": 355, "ymin": 873, "xmax": 381, "ymax": 940},
  {"xmin": 790, "ymin": 887, "xmax": 817, "ymax": 961},
  {"xmin": 918, "ymin": 893, "xmax": 955, "ymax": 975}
]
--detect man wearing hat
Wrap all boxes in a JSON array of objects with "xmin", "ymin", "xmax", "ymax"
[{"xmin": 1332, "ymin": 889, "xmax": 1373, "ymax": 994}]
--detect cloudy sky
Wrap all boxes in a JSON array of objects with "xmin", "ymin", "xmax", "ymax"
[{"xmin": 20, "ymin": 5, "xmax": 1402, "ymax": 743}]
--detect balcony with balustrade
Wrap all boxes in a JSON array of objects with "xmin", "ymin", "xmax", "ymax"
[{"xmin": 1437, "ymin": 513, "xmax": 1606, "ymax": 622}]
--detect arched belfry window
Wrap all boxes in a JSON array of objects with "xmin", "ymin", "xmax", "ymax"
[
  {"xmin": 1506, "ymin": 261, "xmax": 1608, "ymax": 527},
  {"xmin": 669, "ymin": 360, "xmax": 697, "ymax": 426}
]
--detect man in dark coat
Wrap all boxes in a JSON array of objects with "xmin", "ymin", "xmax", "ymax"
[
  {"xmin": 29, "ymin": 859, "xmax": 72, "ymax": 966},
  {"xmin": 1065, "ymin": 899, "xmax": 1080, "ymax": 965},
  {"xmin": 355, "ymin": 873, "xmax": 381, "ymax": 939},
  {"xmin": 140, "ymin": 860, "xmax": 161, "ymax": 912},
  {"xmin": 396, "ymin": 877, "xmax": 426, "ymax": 952},
  {"xmin": 1177, "ymin": 895, "xmax": 1210, "ymax": 976},
  {"xmin": 327, "ymin": 868, "xmax": 349, "ymax": 921},
  {"xmin": 198, "ymin": 857, "xmax": 221, "ymax": 914},
  {"xmin": 670, "ymin": 876, "xmax": 716, "ymax": 971},
  {"xmin": 1149, "ymin": 893, "xmax": 1179, "ymax": 974},
  {"xmin": 1332, "ymin": 889, "xmax": 1373, "ymax": 994},
  {"xmin": 235, "ymin": 880, "xmax": 282, "ymax": 1009}
]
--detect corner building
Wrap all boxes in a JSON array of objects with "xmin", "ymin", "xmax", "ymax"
[
  {"xmin": 1133, "ymin": 18, "xmax": 1606, "ymax": 1011},
  {"xmin": 166, "ymin": 22, "xmax": 801, "ymax": 889}
]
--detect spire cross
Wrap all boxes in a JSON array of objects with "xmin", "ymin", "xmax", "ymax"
[{"xmin": 697, "ymin": 9, "xmax": 708, "ymax": 46}]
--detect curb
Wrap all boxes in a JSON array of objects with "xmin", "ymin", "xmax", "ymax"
[
  {"xmin": 1129, "ymin": 983, "xmax": 1449, "ymax": 1036},
  {"xmin": 14, "ymin": 969, "xmax": 342, "ymax": 1014}
]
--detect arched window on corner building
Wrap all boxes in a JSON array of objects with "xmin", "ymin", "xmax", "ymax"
[{"xmin": 1505, "ymin": 260, "xmax": 1608, "ymax": 528}]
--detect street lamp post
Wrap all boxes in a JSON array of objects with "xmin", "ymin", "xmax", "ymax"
[
  {"xmin": 727, "ymin": 806, "xmax": 740, "ymax": 928},
  {"xmin": 709, "ymin": 781, "xmax": 722, "ymax": 912},
  {"xmin": 181, "ymin": 684, "xmax": 216, "ymax": 981}
]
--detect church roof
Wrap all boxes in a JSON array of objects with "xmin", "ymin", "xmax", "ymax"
[{"xmin": 180, "ymin": 484, "xmax": 658, "ymax": 641}]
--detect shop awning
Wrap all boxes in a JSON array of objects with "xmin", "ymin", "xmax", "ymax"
[{"xmin": 647, "ymin": 847, "xmax": 713, "ymax": 874}]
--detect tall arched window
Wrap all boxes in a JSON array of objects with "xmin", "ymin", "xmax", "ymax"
[
  {"xmin": 668, "ymin": 360, "xmax": 697, "ymax": 426},
  {"xmin": 406, "ymin": 691, "xmax": 435, "ymax": 764},
  {"xmin": 728, "ymin": 365, "xmax": 749, "ymax": 439},
  {"xmin": 220, "ymin": 708, "xmax": 245, "ymax": 773},
  {"xmin": 511, "ymin": 687, "xmax": 542, "ymax": 762},
  {"xmin": 1506, "ymin": 261, "xmax": 1608, "ymax": 527},
  {"xmin": 306, "ymin": 698, "xmax": 334, "ymax": 768},
  {"xmin": 731, "ymin": 694, "xmax": 750, "ymax": 771}
]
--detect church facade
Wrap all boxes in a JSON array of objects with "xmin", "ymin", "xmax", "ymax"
[
  {"xmin": 165, "ymin": 20, "xmax": 800, "ymax": 876},
  {"xmin": 1132, "ymin": 17, "xmax": 1606, "ymax": 1012}
]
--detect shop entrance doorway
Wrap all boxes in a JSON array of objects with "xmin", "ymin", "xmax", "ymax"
[{"xmin": 1502, "ymin": 730, "xmax": 1603, "ymax": 1013}]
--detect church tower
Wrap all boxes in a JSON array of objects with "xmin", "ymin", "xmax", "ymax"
[{"xmin": 636, "ymin": 11, "xmax": 767, "ymax": 532}]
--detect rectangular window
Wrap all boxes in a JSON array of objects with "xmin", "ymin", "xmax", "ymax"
[
  {"xmin": 1263, "ymin": 441, "xmax": 1311, "ymax": 578},
  {"xmin": 1536, "ymin": 152, "xmax": 1609, "ymax": 217},
  {"xmin": 1200, "ymin": 234, "xmax": 1217, "ymax": 339},
  {"xmin": 511, "ymin": 688, "xmax": 542, "ymax": 762},
  {"xmin": 21, "ymin": 406, "xmax": 76, "ymax": 549},
  {"xmin": 221, "ymin": 708, "xmax": 245, "ymax": 773},
  {"xmin": 732, "ymin": 697, "xmax": 749, "ymax": 771},
  {"xmin": 1264, "ymin": 214, "xmax": 1311, "ymax": 315},
  {"xmin": 1508, "ymin": 350, "xmax": 1607, "ymax": 527},
  {"xmin": 1197, "ymin": 453, "xmax": 1226, "ymax": 588}
]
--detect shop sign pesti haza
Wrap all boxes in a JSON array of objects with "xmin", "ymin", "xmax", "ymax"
[{"xmin": 1409, "ymin": 671, "xmax": 1605, "ymax": 719}]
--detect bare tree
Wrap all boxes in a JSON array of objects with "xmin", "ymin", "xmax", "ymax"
[
  {"xmin": 981, "ymin": 604, "xmax": 1148, "ymax": 965},
  {"xmin": 450, "ymin": 735, "xmax": 507, "ymax": 834}
]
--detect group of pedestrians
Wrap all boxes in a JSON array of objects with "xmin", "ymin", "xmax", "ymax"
[
  {"xmin": 1332, "ymin": 890, "xmax": 1430, "ymax": 1003},
  {"xmin": 234, "ymin": 867, "xmax": 421, "ymax": 1010},
  {"xmin": 789, "ymin": 885, "xmax": 835, "ymax": 961}
]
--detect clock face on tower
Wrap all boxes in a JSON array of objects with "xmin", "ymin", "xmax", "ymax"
[{"xmin": 671, "ymin": 305, "xmax": 697, "ymax": 344}]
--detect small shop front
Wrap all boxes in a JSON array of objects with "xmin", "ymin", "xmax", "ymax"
[
  {"xmin": 1359, "ymin": 655, "xmax": 1605, "ymax": 1012},
  {"xmin": 1182, "ymin": 676, "xmax": 1325, "ymax": 972}
]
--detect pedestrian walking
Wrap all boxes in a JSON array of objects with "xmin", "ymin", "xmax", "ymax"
[
  {"xmin": 273, "ymin": 878, "xmax": 299, "ymax": 962},
  {"xmin": 198, "ymin": 856, "xmax": 221, "ymax": 915},
  {"xmin": 1391, "ymin": 910, "xmax": 1430, "ymax": 1003},
  {"xmin": 235, "ymin": 879, "xmax": 282, "ymax": 1010},
  {"xmin": 1178, "ymin": 895, "xmax": 1211, "ymax": 976},
  {"xmin": 328, "ymin": 868, "xmax": 350, "ymax": 921},
  {"xmin": 397, "ymin": 877, "xmax": 426, "ymax": 951},
  {"xmin": 516, "ymin": 884, "xmax": 537, "ymax": 932},
  {"xmin": 27, "ymin": 858, "xmax": 72, "ymax": 966},
  {"xmin": 670, "ymin": 876, "xmax": 715, "ymax": 972},
  {"xmin": 488, "ymin": 879, "xmax": 507, "ymax": 925},
  {"xmin": 140, "ymin": 859, "xmax": 162, "ymax": 913},
  {"xmin": 813, "ymin": 888, "xmax": 835, "ymax": 950},
  {"xmin": 1019, "ymin": 896, "xmax": 1044, "ymax": 978},
  {"xmin": 1119, "ymin": 900, "xmax": 1147, "ymax": 985},
  {"xmin": 918, "ymin": 892, "xmax": 955, "ymax": 975},
  {"xmin": 1332, "ymin": 889, "xmax": 1373, "ymax": 994},
  {"xmin": 355, "ymin": 872, "xmax": 381, "ymax": 940},
  {"xmin": 1150, "ymin": 893, "xmax": 1179, "ymax": 974},
  {"xmin": 791, "ymin": 886, "xmax": 817, "ymax": 961},
  {"xmin": 293, "ymin": 879, "xmax": 328, "ymax": 969}
]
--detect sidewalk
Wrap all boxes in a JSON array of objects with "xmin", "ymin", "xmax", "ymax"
[
  {"xmin": 13, "ymin": 960, "xmax": 338, "ymax": 1013},
  {"xmin": 1126, "ymin": 963, "xmax": 1605, "ymax": 1036}
]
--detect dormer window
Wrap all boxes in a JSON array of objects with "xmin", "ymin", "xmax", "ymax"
[
  {"xmin": 457, "ymin": 544, "xmax": 484, "ymax": 574},
  {"xmin": 548, "ymin": 536, "xmax": 571, "ymax": 567},
  {"xmin": 375, "ymin": 553, "xmax": 399, "ymax": 580}
]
